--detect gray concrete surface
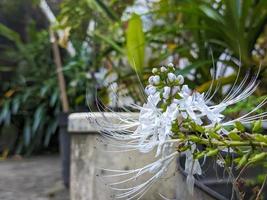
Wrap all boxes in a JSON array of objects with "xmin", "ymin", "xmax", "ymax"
[
  {"xmin": 69, "ymin": 112, "xmax": 215, "ymax": 200},
  {"xmin": 0, "ymin": 155, "xmax": 69, "ymax": 200}
]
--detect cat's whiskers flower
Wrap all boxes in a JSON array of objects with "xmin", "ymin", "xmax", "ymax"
[{"xmin": 89, "ymin": 63, "xmax": 266, "ymax": 199}]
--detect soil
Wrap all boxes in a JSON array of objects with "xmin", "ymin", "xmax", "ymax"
[{"xmin": 0, "ymin": 155, "xmax": 69, "ymax": 200}]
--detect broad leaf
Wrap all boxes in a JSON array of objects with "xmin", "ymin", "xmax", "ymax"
[{"xmin": 126, "ymin": 14, "xmax": 145, "ymax": 73}]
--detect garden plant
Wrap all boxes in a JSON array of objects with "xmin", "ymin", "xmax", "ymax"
[{"xmin": 93, "ymin": 63, "xmax": 267, "ymax": 199}]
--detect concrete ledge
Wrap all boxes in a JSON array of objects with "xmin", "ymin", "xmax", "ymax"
[
  {"xmin": 68, "ymin": 112, "xmax": 139, "ymax": 133},
  {"xmin": 68, "ymin": 112, "xmax": 215, "ymax": 200}
]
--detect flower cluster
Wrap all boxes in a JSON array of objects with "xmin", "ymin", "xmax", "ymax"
[{"xmin": 92, "ymin": 63, "xmax": 267, "ymax": 199}]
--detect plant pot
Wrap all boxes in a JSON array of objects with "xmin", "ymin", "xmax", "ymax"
[
  {"xmin": 58, "ymin": 112, "xmax": 70, "ymax": 188},
  {"xmin": 177, "ymin": 153, "xmax": 267, "ymax": 200}
]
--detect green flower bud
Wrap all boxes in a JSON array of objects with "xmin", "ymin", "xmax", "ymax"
[{"xmin": 206, "ymin": 149, "xmax": 219, "ymax": 157}]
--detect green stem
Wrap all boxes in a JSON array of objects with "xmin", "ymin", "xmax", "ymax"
[{"xmin": 188, "ymin": 136, "xmax": 267, "ymax": 147}]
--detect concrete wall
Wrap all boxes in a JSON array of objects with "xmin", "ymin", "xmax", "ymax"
[{"xmin": 69, "ymin": 113, "xmax": 215, "ymax": 200}]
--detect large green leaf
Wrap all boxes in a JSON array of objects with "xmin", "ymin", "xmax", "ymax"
[{"xmin": 126, "ymin": 14, "xmax": 145, "ymax": 73}]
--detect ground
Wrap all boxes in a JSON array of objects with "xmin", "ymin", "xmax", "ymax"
[{"xmin": 0, "ymin": 155, "xmax": 69, "ymax": 200}]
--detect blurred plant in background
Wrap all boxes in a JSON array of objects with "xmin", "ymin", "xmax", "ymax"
[
  {"xmin": 0, "ymin": 1, "xmax": 97, "ymax": 155},
  {"xmin": 0, "ymin": 22, "xmax": 97, "ymax": 155}
]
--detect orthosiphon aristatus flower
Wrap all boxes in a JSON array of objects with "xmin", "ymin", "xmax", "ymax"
[{"xmin": 90, "ymin": 63, "xmax": 267, "ymax": 199}]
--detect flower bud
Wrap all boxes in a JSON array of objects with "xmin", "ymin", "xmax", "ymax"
[
  {"xmin": 177, "ymin": 75, "xmax": 184, "ymax": 84},
  {"xmin": 167, "ymin": 73, "xmax": 176, "ymax": 82},
  {"xmin": 145, "ymin": 85, "xmax": 156, "ymax": 95},
  {"xmin": 163, "ymin": 86, "xmax": 171, "ymax": 99},
  {"xmin": 148, "ymin": 76, "xmax": 154, "ymax": 85},
  {"xmin": 172, "ymin": 86, "xmax": 180, "ymax": 95},
  {"xmin": 152, "ymin": 68, "xmax": 158, "ymax": 74},
  {"xmin": 167, "ymin": 63, "xmax": 174, "ymax": 68},
  {"xmin": 160, "ymin": 66, "xmax": 167, "ymax": 72},
  {"xmin": 153, "ymin": 75, "xmax": 160, "ymax": 85}
]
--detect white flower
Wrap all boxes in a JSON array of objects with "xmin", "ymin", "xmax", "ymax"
[
  {"xmin": 172, "ymin": 86, "xmax": 180, "ymax": 95},
  {"xmin": 177, "ymin": 75, "xmax": 184, "ymax": 84},
  {"xmin": 163, "ymin": 86, "xmax": 171, "ymax": 99},
  {"xmin": 176, "ymin": 94, "xmax": 203, "ymax": 124},
  {"xmin": 167, "ymin": 73, "xmax": 176, "ymax": 82},
  {"xmin": 138, "ymin": 92, "xmax": 178, "ymax": 157},
  {"xmin": 165, "ymin": 103, "xmax": 179, "ymax": 121},
  {"xmin": 148, "ymin": 75, "xmax": 160, "ymax": 85},
  {"xmin": 102, "ymin": 152, "xmax": 178, "ymax": 199},
  {"xmin": 167, "ymin": 63, "xmax": 174, "ymax": 68},
  {"xmin": 180, "ymin": 85, "xmax": 191, "ymax": 97},
  {"xmin": 161, "ymin": 66, "xmax": 167, "ymax": 72},
  {"xmin": 176, "ymin": 85, "xmax": 226, "ymax": 125},
  {"xmin": 90, "ymin": 65, "xmax": 267, "ymax": 199},
  {"xmin": 148, "ymin": 76, "xmax": 155, "ymax": 84},
  {"xmin": 153, "ymin": 75, "xmax": 160, "ymax": 85},
  {"xmin": 145, "ymin": 85, "xmax": 157, "ymax": 95}
]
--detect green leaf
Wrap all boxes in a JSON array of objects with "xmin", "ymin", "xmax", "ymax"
[
  {"xmin": 0, "ymin": 100, "xmax": 11, "ymax": 125},
  {"xmin": 248, "ymin": 152, "xmax": 267, "ymax": 165},
  {"xmin": 189, "ymin": 135, "xmax": 201, "ymax": 143},
  {"xmin": 12, "ymin": 97, "xmax": 20, "ymax": 114},
  {"xmin": 235, "ymin": 121, "xmax": 245, "ymax": 132},
  {"xmin": 195, "ymin": 151, "xmax": 206, "ymax": 159},
  {"xmin": 23, "ymin": 119, "xmax": 31, "ymax": 146},
  {"xmin": 75, "ymin": 95, "xmax": 85, "ymax": 105},
  {"xmin": 199, "ymin": 5, "xmax": 224, "ymax": 24},
  {"xmin": 0, "ymin": 23, "xmax": 21, "ymax": 46},
  {"xmin": 228, "ymin": 129, "xmax": 241, "ymax": 141},
  {"xmin": 254, "ymin": 134, "xmax": 267, "ymax": 144},
  {"xmin": 94, "ymin": 0, "xmax": 118, "ymax": 21},
  {"xmin": 126, "ymin": 14, "xmax": 145, "ymax": 73},
  {"xmin": 32, "ymin": 105, "xmax": 44, "ymax": 133},
  {"xmin": 252, "ymin": 120, "xmax": 262, "ymax": 133},
  {"xmin": 206, "ymin": 149, "xmax": 219, "ymax": 157},
  {"xmin": 209, "ymin": 131, "xmax": 220, "ymax": 140},
  {"xmin": 44, "ymin": 120, "xmax": 58, "ymax": 147},
  {"xmin": 236, "ymin": 151, "xmax": 250, "ymax": 169},
  {"xmin": 50, "ymin": 90, "xmax": 59, "ymax": 107},
  {"xmin": 190, "ymin": 121, "xmax": 204, "ymax": 133}
]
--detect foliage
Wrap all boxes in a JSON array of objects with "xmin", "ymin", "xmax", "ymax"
[
  {"xmin": 56, "ymin": 0, "xmax": 267, "ymax": 101},
  {"xmin": 95, "ymin": 64, "xmax": 267, "ymax": 199},
  {"xmin": 0, "ymin": 21, "xmax": 95, "ymax": 155},
  {"xmin": 0, "ymin": 23, "xmax": 58, "ymax": 154},
  {"xmin": 126, "ymin": 14, "xmax": 145, "ymax": 73}
]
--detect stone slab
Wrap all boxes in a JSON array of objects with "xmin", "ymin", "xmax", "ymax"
[
  {"xmin": 68, "ymin": 112, "xmax": 139, "ymax": 133},
  {"xmin": 68, "ymin": 112, "xmax": 215, "ymax": 200}
]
